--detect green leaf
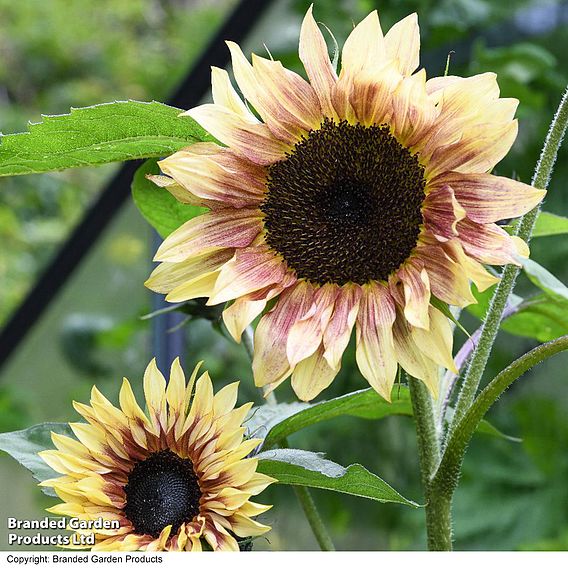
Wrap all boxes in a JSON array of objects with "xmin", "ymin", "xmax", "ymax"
[
  {"xmin": 0, "ymin": 423, "xmax": 72, "ymax": 497},
  {"xmin": 501, "ymin": 294, "xmax": 568, "ymax": 342},
  {"xmin": 468, "ymin": 283, "xmax": 568, "ymax": 343},
  {"xmin": 258, "ymin": 387, "xmax": 514, "ymax": 448},
  {"xmin": 256, "ymin": 448, "xmax": 420, "ymax": 507},
  {"xmin": 533, "ymin": 211, "xmax": 568, "ymax": 237},
  {"xmin": 521, "ymin": 258, "xmax": 568, "ymax": 304},
  {"xmin": 0, "ymin": 100, "xmax": 212, "ymax": 176},
  {"xmin": 262, "ymin": 388, "xmax": 412, "ymax": 448},
  {"xmin": 467, "ymin": 285, "xmax": 523, "ymax": 320},
  {"xmin": 132, "ymin": 159, "xmax": 206, "ymax": 238}
]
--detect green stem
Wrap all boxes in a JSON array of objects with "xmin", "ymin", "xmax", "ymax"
[
  {"xmin": 450, "ymin": 85, "xmax": 568, "ymax": 431},
  {"xmin": 293, "ymin": 485, "xmax": 336, "ymax": 550},
  {"xmin": 408, "ymin": 377, "xmax": 452, "ymax": 550},
  {"xmin": 434, "ymin": 335, "xmax": 568, "ymax": 499},
  {"xmin": 242, "ymin": 326, "xmax": 335, "ymax": 551}
]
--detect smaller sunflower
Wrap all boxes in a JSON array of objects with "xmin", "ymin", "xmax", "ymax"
[{"xmin": 39, "ymin": 359, "xmax": 274, "ymax": 551}]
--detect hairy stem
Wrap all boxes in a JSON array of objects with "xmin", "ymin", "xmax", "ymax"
[
  {"xmin": 408, "ymin": 377, "xmax": 451, "ymax": 550},
  {"xmin": 293, "ymin": 484, "xmax": 336, "ymax": 550},
  {"xmin": 242, "ymin": 327, "xmax": 335, "ymax": 551},
  {"xmin": 449, "ymin": 85, "xmax": 568, "ymax": 431},
  {"xmin": 434, "ymin": 335, "xmax": 568, "ymax": 498}
]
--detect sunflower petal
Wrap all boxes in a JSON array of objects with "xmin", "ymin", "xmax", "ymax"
[
  {"xmin": 299, "ymin": 5, "xmax": 337, "ymax": 117},
  {"xmin": 384, "ymin": 13, "xmax": 420, "ymax": 76},
  {"xmin": 355, "ymin": 282, "xmax": 397, "ymax": 401}
]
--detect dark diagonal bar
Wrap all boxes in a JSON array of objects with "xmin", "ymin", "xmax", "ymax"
[{"xmin": 0, "ymin": 0, "xmax": 276, "ymax": 372}]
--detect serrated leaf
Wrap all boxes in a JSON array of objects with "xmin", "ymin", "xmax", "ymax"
[
  {"xmin": 256, "ymin": 448, "xmax": 420, "ymax": 506},
  {"xmin": 132, "ymin": 159, "xmax": 206, "ymax": 238},
  {"xmin": 533, "ymin": 211, "xmax": 568, "ymax": 237},
  {"xmin": 0, "ymin": 100, "xmax": 212, "ymax": 176},
  {"xmin": 0, "ymin": 423, "xmax": 72, "ymax": 497},
  {"xmin": 521, "ymin": 258, "xmax": 568, "ymax": 304}
]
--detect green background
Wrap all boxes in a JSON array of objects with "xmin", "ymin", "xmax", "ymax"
[{"xmin": 1, "ymin": 0, "xmax": 567, "ymax": 551}]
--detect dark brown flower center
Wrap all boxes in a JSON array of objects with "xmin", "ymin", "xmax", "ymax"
[
  {"xmin": 124, "ymin": 450, "xmax": 201, "ymax": 538},
  {"xmin": 261, "ymin": 119, "xmax": 426, "ymax": 285}
]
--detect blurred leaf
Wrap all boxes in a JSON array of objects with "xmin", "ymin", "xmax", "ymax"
[
  {"xmin": 256, "ymin": 448, "xmax": 420, "ymax": 507},
  {"xmin": 132, "ymin": 159, "xmax": 206, "ymax": 238},
  {"xmin": 521, "ymin": 258, "xmax": 568, "ymax": 304},
  {"xmin": 0, "ymin": 423, "xmax": 72, "ymax": 497},
  {"xmin": 533, "ymin": 211, "xmax": 568, "ymax": 238},
  {"xmin": 501, "ymin": 294, "xmax": 568, "ymax": 342},
  {"xmin": 0, "ymin": 101, "xmax": 212, "ymax": 176},
  {"xmin": 467, "ymin": 285, "xmax": 523, "ymax": 320},
  {"xmin": 0, "ymin": 387, "xmax": 29, "ymax": 432},
  {"xmin": 469, "ymin": 282, "xmax": 568, "ymax": 343},
  {"xmin": 476, "ymin": 420, "xmax": 521, "ymax": 443}
]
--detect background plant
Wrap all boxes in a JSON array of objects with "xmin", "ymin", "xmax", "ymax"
[{"xmin": 0, "ymin": 0, "xmax": 568, "ymax": 551}]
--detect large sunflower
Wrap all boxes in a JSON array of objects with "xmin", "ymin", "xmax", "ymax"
[
  {"xmin": 39, "ymin": 359, "xmax": 274, "ymax": 551},
  {"xmin": 146, "ymin": 8, "xmax": 545, "ymax": 401}
]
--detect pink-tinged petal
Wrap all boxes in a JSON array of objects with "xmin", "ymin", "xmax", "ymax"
[
  {"xmin": 184, "ymin": 104, "xmax": 288, "ymax": 165},
  {"xmin": 443, "ymin": 239, "xmax": 500, "ymax": 292},
  {"xmin": 208, "ymin": 246, "xmax": 289, "ymax": 305},
  {"xmin": 458, "ymin": 218, "xmax": 528, "ymax": 266},
  {"xmin": 222, "ymin": 274, "xmax": 296, "ymax": 342},
  {"xmin": 333, "ymin": 11, "xmax": 386, "ymax": 120},
  {"xmin": 391, "ymin": 69, "xmax": 438, "ymax": 147},
  {"xmin": 426, "ymin": 120, "xmax": 518, "ymax": 177},
  {"xmin": 323, "ymin": 284, "xmax": 362, "ymax": 370},
  {"xmin": 412, "ymin": 306, "xmax": 457, "ymax": 373},
  {"xmin": 252, "ymin": 53, "xmax": 322, "ymax": 129},
  {"xmin": 253, "ymin": 281, "xmax": 316, "ymax": 388},
  {"xmin": 419, "ymin": 73, "xmax": 513, "ymax": 158},
  {"xmin": 286, "ymin": 284, "xmax": 337, "ymax": 367},
  {"xmin": 384, "ymin": 13, "xmax": 420, "ymax": 76},
  {"xmin": 415, "ymin": 242, "xmax": 476, "ymax": 307},
  {"xmin": 299, "ymin": 5, "xmax": 338, "ymax": 117},
  {"xmin": 432, "ymin": 172, "xmax": 545, "ymax": 223},
  {"xmin": 350, "ymin": 62, "xmax": 402, "ymax": 126},
  {"xmin": 154, "ymin": 208, "xmax": 262, "ymax": 262},
  {"xmin": 398, "ymin": 259, "xmax": 431, "ymax": 329},
  {"xmin": 158, "ymin": 145, "xmax": 267, "ymax": 209},
  {"xmin": 355, "ymin": 282, "xmax": 398, "ymax": 402},
  {"xmin": 291, "ymin": 345, "xmax": 339, "ymax": 401},
  {"xmin": 287, "ymin": 283, "xmax": 338, "ymax": 367},
  {"xmin": 226, "ymin": 41, "xmax": 321, "ymax": 142},
  {"xmin": 145, "ymin": 249, "xmax": 233, "ymax": 294},
  {"xmin": 422, "ymin": 185, "xmax": 466, "ymax": 242},
  {"xmin": 392, "ymin": 310, "xmax": 440, "ymax": 397},
  {"xmin": 211, "ymin": 66, "xmax": 256, "ymax": 121}
]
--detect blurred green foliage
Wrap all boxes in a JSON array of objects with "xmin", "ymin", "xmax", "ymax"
[{"xmin": 0, "ymin": 0, "xmax": 568, "ymax": 552}]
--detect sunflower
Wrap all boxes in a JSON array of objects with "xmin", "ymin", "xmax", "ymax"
[
  {"xmin": 145, "ymin": 8, "xmax": 545, "ymax": 401},
  {"xmin": 39, "ymin": 359, "xmax": 274, "ymax": 551}
]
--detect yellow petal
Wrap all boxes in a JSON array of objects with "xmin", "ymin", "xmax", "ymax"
[
  {"xmin": 384, "ymin": 13, "xmax": 420, "ymax": 76},
  {"xmin": 211, "ymin": 66, "xmax": 256, "ymax": 120}
]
